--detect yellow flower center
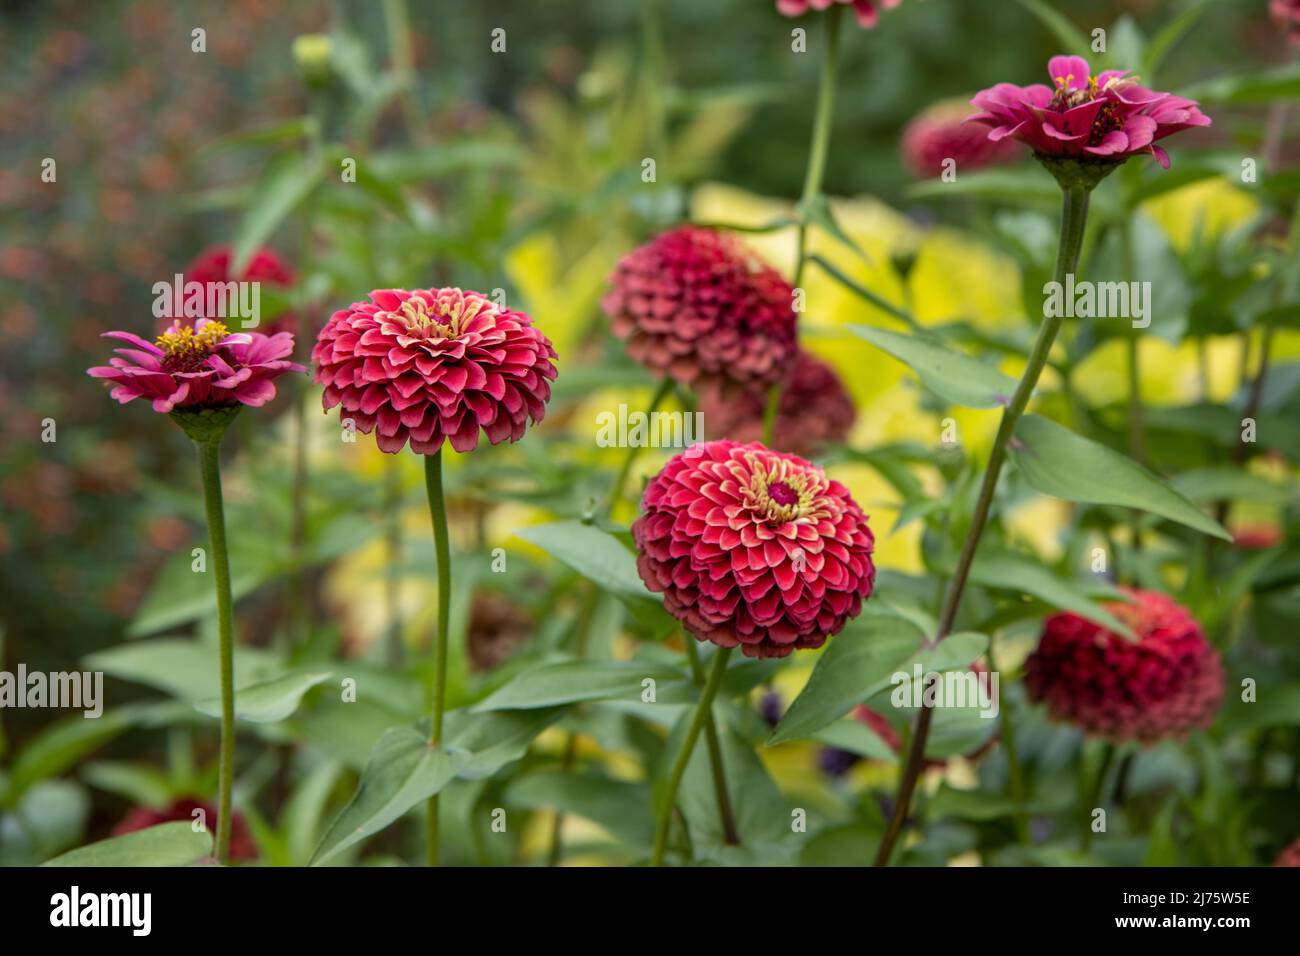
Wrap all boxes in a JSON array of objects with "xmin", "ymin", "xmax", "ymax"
[
  {"xmin": 397, "ymin": 296, "xmax": 466, "ymax": 338},
  {"xmin": 156, "ymin": 322, "xmax": 228, "ymax": 370},
  {"xmin": 743, "ymin": 455, "xmax": 825, "ymax": 525}
]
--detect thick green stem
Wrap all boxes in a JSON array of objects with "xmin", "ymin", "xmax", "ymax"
[
  {"xmin": 792, "ymin": 5, "xmax": 842, "ymax": 290},
  {"xmin": 650, "ymin": 646, "xmax": 733, "ymax": 866},
  {"xmin": 873, "ymin": 185, "xmax": 1092, "ymax": 867},
  {"xmin": 605, "ymin": 376, "xmax": 674, "ymax": 515},
  {"xmin": 684, "ymin": 638, "xmax": 741, "ymax": 846},
  {"xmin": 384, "ymin": 456, "xmax": 404, "ymax": 667},
  {"xmin": 422, "ymin": 449, "xmax": 452, "ymax": 866},
  {"xmin": 196, "ymin": 440, "xmax": 236, "ymax": 864}
]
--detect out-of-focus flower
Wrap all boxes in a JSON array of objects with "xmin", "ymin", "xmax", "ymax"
[
  {"xmin": 1272, "ymin": 0, "xmax": 1300, "ymax": 45},
  {"xmin": 603, "ymin": 227, "xmax": 798, "ymax": 395},
  {"xmin": 88, "ymin": 319, "xmax": 304, "ymax": 413},
  {"xmin": 159, "ymin": 246, "xmax": 297, "ymax": 337},
  {"xmin": 1024, "ymin": 589, "xmax": 1224, "ymax": 744},
  {"xmin": 776, "ymin": 0, "xmax": 902, "ymax": 29},
  {"xmin": 1232, "ymin": 523, "xmax": 1284, "ymax": 550},
  {"xmin": 758, "ymin": 689, "xmax": 784, "ymax": 728},
  {"xmin": 1275, "ymin": 837, "xmax": 1300, "ymax": 866},
  {"xmin": 467, "ymin": 590, "xmax": 532, "ymax": 672},
  {"xmin": 901, "ymin": 98, "xmax": 1022, "ymax": 179},
  {"xmin": 113, "ymin": 797, "xmax": 257, "ymax": 862},
  {"xmin": 968, "ymin": 55, "xmax": 1211, "ymax": 170},
  {"xmin": 632, "ymin": 440, "xmax": 875, "ymax": 659},
  {"xmin": 313, "ymin": 287, "xmax": 557, "ymax": 454},
  {"xmin": 699, "ymin": 349, "xmax": 855, "ymax": 457}
]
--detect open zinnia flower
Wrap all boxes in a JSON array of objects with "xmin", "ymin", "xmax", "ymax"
[
  {"xmin": 901, "ymin": 98, "xmax": 1022, "ymax": 179},
  {"xmin": 158, "ymin": 245, "xmax": 297, "ymax": 337},
  {"xmin": 967, "ymin": 55, "xmax": 1211, "ymax": 169},
  {"xmin": 632, "ymin": 440, "xmax": 875, "ymax": 659},
  {"xmin": 603, "ymin": 226, "xmax": 798, "ymax": 395},
  {"xmin": 88, "ymin": 319, "xmax": 304, "ymax": 413},
  {"xmin": 698, "ymin": 349, "xmax": 855, "ymax": 457},
  {"xmin": 1024, "ymin": 589, "xmax": 1224, "ymax": 744},
  {"xmin": 313, "ymin": 287, "xmax": 557, "ymax": 454},
  {"xmin": 776, "ymin": 0, "xmax": 901, "ymax": 29}
]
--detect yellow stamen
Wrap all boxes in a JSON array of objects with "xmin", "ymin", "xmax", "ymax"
[{"xmin": 156, "ymin": 321, "xmax": 229, "ymax": 359}]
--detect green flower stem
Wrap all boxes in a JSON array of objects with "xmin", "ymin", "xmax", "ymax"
[
  {"xmin": 384, "ymin": 456, "xmax": 405, "ymax": 667},
  {"xmin": 1080, "ymin": 741, "xmax": 1115, "ymax": 852},
  {"xmin": 196, "ymin": 439, "xmax": 236, "ymax": 864},
  {"xmin": 986, "ymin": 639, "xmax": 1029, "ymax": 844},
  {"xmin": 422, "ymin": 449, "xmax": 452, "ymax": 867},
  {"xmin": 872, "ymin": 183, "xmax": 1093, "ymax": 867},
  {"xmin": 605, "ymin": 376, "xmax": 674, "ymax": 515},
  {"xmin": 793, "ymin": 4, "xmax": 843, "ymax": 290},
  {"xmin": 761, "ymin": 382, "xmax": 782, "ymax": 447},
  {"xmin": 684, "ymin": 638, "xmax": 741, "ymax": 846},
  {"xmin": 650, "ymin": 646, "xmax": 733, "ymax": 866}
]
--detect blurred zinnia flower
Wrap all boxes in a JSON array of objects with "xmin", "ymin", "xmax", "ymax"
[
  {"xmin": 632, "ymin": 440, "xmax": 875, "ymax": 659},
  {"xmin": 1232, "ymin": 522, "xmax": 1284, "ymax": 550},
  {"xmin": 776, "ymin": 0, "xmax": 901, "ymax": 29},
  {"xmin": 1272, "ymin": 0, "xmax": 1300, "ymax": 45},
  {"xmin": 158, "ymin": 245, "xmax": 297, "ymax": 337},
  {"xmin": 603, "ymin": 227, "xmax": 798, "ymax": 395},
  {"xmin": 698, "ymin": 349, "xmax": 855, "ymax": 457},
  {"xmin": 1275, "ymin": 837, "xmax": 1300, "ymax": 866},
  {"xmin": 901, "ymin": 98, "xmax": 1022, "ymax": 179},
  {"xmin": 1024, "ymin": 589, "xmax": 1224, "ymax": 744},
  {"xmin": 113, "ymin": 797, "xmax": 257, "ymax": 862},
  {"xmin": 313, "ymin": 287, "xmax": 557, "ymax": 454},
  {"xmin": 88, "ymin": 319, "xmax": 304, "ymax": 413},
  {"xmin": 968, "ymin": 55, "xmax": 1211, "ymax": 169}
]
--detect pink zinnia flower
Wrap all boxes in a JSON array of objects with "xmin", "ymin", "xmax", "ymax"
[
  {"xmin": 158, "ymin": 245, "xmax": 297, "ymax": 337},
  {"xmin": 901, "ymin": 98, "xmax": 1023, "ymax": 179},
  {"xmin": 1272, "ymin": 0, "xmax": 1300, "ymax": 46},
  {"xmin": 1275, "ymin": 837, "xmax": 1300, "ymax": 866},
  {"xmin": 632, "ymin": 440, "xmax": 875, "ymax": 659},
  {"xmin": 113, "ymin": 797, "xmax": 257, "ymax": 862},
  {"xmin": 312, "ymin": 287, "xmax": 557, "ymax": 454},
  {"xmin": 88, "ymin": 319, "xmax": 304, "ymax": 413},
  {"xmin": 603, "ymin": 227, "xmax": 798, "ymax": 394},
  {"xmin": 776, "ymin": 0, "xmax": 901, "ymax": 29},
  {"xmin": 1024, "ymin": 589, "xmax": 1224, "ymax": 744},
  {"xmin": 699, "ymin": 349, "xmax": 855, "ymax": 457},
  {"xmin": 968, "ymin": 55, "xmax": 1211, "ymax": 169}
]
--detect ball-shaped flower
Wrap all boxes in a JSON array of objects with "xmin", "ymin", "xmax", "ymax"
[
  {"xmin": 1024, "ymin": 589, "xmax": 1224, "ymax": 744},
  {"xmin": 632, "ymin": 440, "xmax": 875, "ymax": 659},
  {"xmin": 312, "ymin": 287, "xmax": 557, "ymax": 454},
  {"xmin": 699, "ymin": 349, "xmax": 856, "ymax": 458},
  {"xmin": 88, "ymin": 319, "xmax": 304, "ymax": 413},
  {"xmin": 776, "ymin": 0, "xmax": 902, "ymax": 29},
  {"xmin": 901, "ymin": 98, "xmax": 1022, "ymax": 179},
  {"xmin": 603, "ymin": 227, "xmax": 798, "ymax": 394}
]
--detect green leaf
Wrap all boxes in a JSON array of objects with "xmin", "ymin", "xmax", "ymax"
[
  {"xmin": 908, "ymin": 167, "xmax": 1061, "ymax": 208},
  {"xmin": 472, "ymin": 659, "xmax": 686, "ymax": 711},
  {"xmin": 443, "ymin": 707, "xmax": 567, "ymax": 777},
  {"xmin": 810, "ymin": 256, "xmax": 915, "ymax": 327},
  {"xmin": 1144, "ymin": 0, "xmax": 1214, "ymax": 80},
  {"xmin": 849, "ymin": 324, "xmax": 1018, "ymax": 409},
  {"xmin": 514, "ymin": 520, "xmax": 657, "ymax": 605},
  {"xmin": 85, "ymin": 638, "xmax": 285, "ymax": 702},
  {"xmin": 1011, "ymin": 415, "xmax": 1230, "ymax": 540},
  {"xmin": 231, "ymin": 151, "xmax": 325, "ymax": 275},
  {"xmin": 505, "ymin": 771, "xmax": 653, "ymax": 849},
  {"xmin": 42, "ymin": 821, "xmax": 212, "ymax": 867},
  {"xmin": 310, "ymin": 727, "xmax": 469, "ymax": 865},
  {"xmin": 691, "ymin": 216, "xmax": 799, "ymax": 235},
  {"xmin": 1180, "ymin": 62, "xmax": 1300, "ymax": 105},
  {"xmin": 5, "ymin": 709, "xmax": 143, "ymax": 808},
  {"xmin": 1170, "ymin": 468, "xmax": 1294, "ymax": 504},
  {"xmin": 195, "ymin": 670, "xmax": 332, "ymax": 724},
  {"xmin": 813, "ymin": 716, "xmax": 898, "ymax": 763},
  {"xmin": 799, "ymin": 194, "xmax": 870, "ymax": 264},
  {"xmin": 967, "ymin": 551, "xmax": 1135, "ymax": 638},
  {"xmin": 1014, "ymin": 0, "xmax": 1091, "ymax": 54}
]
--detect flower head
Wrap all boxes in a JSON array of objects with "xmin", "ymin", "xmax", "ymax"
[
  {"xmin": 776, "ymin": 0, "xmax": 902, "ymax": 29},
  {"xmin": 699, "ymin": 349, "xmax": 856, "ymax": 457},
  {"xmin": 968, "ymin": 55, "xmax": 1211, "ymax": 170},
  {"xmin": 88, "ymin": 319, "xmax": 304, "ymax": 414},
  {"xmin": 603, "ymin": 227, "xmax": 798, "ymax": 394},
  {"xmin": 1275, "ymin": 837, "xmax": 1300, "ymax": 867},
  {"xmin": 159, "ymin": 245, "xmax": 297, "ymax": 337},
  {"xmin": 1272, "ymin": 0, "xmax": 1300, "ymax": 46},
  {"xmin": 113, "ymin": 797, "xmax": 257, "ymax": 861},
  {"xmin": 1232, "ymin": 522, "xmax": 1284, "ymax": 550},
  {"xmin": 902, "ymin": 98, "xmax": 1022, "ymax": 179},
  {"xmin": 632, "ymin": 440, "xmax": 875, "ymax": 659},
  {"xmin": 312, "ymin": 287, "xmax": 557, "ymax": 455},
  {"xmin": 1024, "ymin": 589, "xmax": 1224, "ymax": 744}
]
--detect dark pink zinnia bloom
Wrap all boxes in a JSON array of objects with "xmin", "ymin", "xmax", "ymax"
[
  {"xmin": 1273, "ymin": 0, "xmax": 1300, "ymax": 45},
  {"xmin": 113, "ymin": 797, "xmax": 257, "ymax": 862},
  {"xmin": 632, "ymin": 440, "xmax": 875, "ymax": 659},
  {"xmin": 159, "ymin": 245, "xmax": 297, "ymax": 337},
  {"xmin": 88, "ymin": 319, "xmax": 304, "ymax": 413},
  {"xmin": 699, "ymin": 349, "xmax": 855, "ymax": 458},
  {"xmin": 901, "ymin": 99, "xmax": 1022, "ymax": 179},
  {"xmin": 313, "ymin": 287, "xmax": 557, "ymax": 454},
  {"xmin": 1024, "ymin": 589, "xmax": 1224, "ymax": 744},
  {"xmin": 776, "ymin": 0, "xmax": 901, "ymax": 29},
  {"xmin": 1275, "ymin": 837, "xmax": 1300, "ymax": 866},
  {"xmin": 603, "ymin": 227, "xmax": 798, "ymax": 394},
  {"xmin": 968, "ymin": 55, "xmax": 1211, "ymax": 169}
]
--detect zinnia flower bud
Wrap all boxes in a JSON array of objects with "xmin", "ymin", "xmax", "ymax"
[
  {"xmin": 776, "ymin": 0, "xmax": 902, "ymax": 29},
  {"xmin": 603, "ymin": 227, "xmax": 798, "ymax": 394},
  {"xmin": 967, "ymin": 55, "xmax": 1211, "ymax": 174},
  {"xmin": 113, "ymin": 798, "xmax": 257, "ymax": 861},
  {"xmin": 632, "ymin": 440, "xmax": 875, "ymax": 659},
  {"xmin": 1024, "ymin": 589, "xmax": 1224, "ymax": 744},
  {"xmin": 87, "ymin": 319, "xmax": 305, "ymax": 414},
  {"xmin": 312, "ymin": 287, "xmax": 557, "ymax": 454},
  {"xmin": 901, "ymin": 99, "xmax": 1022, "ymax": 179},
  {"xmin": 698, "ymin": 349, "xmax": 855, "ymax": 457}
]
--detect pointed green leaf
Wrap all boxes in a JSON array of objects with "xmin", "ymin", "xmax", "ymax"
[
  {"xmin": 195, "ymin": 670, "xmax": 332, "ymax": 724},
  {"xmin": 850, "ymin": 324, "xmax": 1018, "ymax": 409},
  {"xmin": 231, "ymin": 151, "xmax": 324, "ymax": 275},
  {"xmin": 968, "ymin": 551, "xmax": 1135, "ymax": 638},
  {"xmin": 472, "ymin": 659, "xmax": 687, "ymax": 711},
  {"xmin": 42, "ymin": 821, "xmax": 212, "ymax": 867}
]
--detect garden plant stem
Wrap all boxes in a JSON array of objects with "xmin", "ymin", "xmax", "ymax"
[
  {"xmin": 606, "ymin": 377, "xmax": 674, "ymax": 515},
  {"xmin": 986, "ymin": 640, "xmax": 1030, "ymax": 843},
  {"xmin": 872, "ymin": 184, "xmax": 1093, "ymax": 867},
  {"xmin": 196, "ymin": 439, "xmax": 236, "ymax": 864},
  {"xmin": 650, "ymin": 646, "xmax": 733, "ymax": 866},
  {"xmin": 684, "ymin": 639, "xmax": 741, "ymax": 845},
  {"xmin": 1081, "ymin": 742, "xmax": 1116, "ymax": 851},
  {"xmin": 422, "ymin": 449, "xmax": 452, "ymax": 866}
]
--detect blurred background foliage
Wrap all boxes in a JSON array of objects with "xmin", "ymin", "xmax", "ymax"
[{"xmin": 2, "ymin": 0, "xmax": 1299, "ymax": 866}]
